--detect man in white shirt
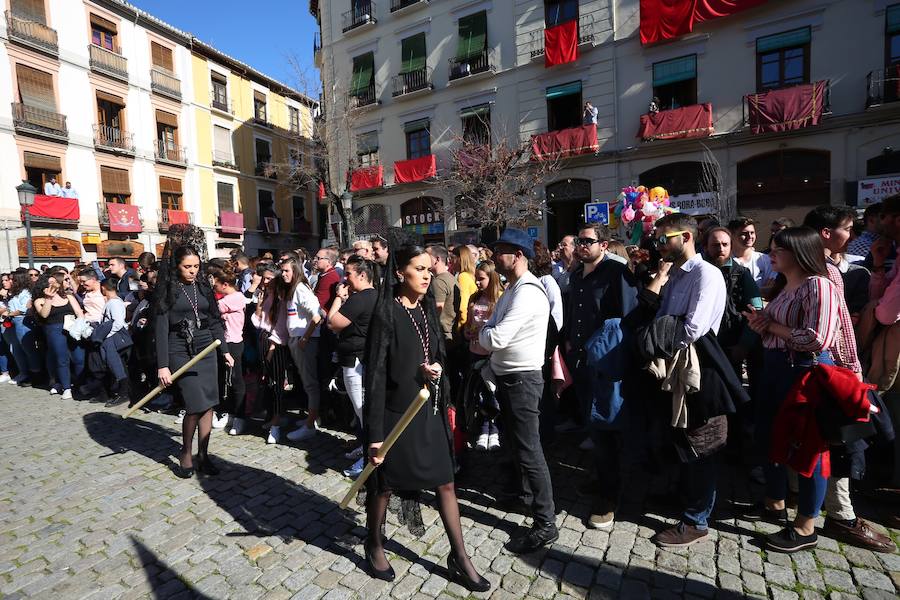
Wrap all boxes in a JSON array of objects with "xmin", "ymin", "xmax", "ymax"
[
  {"xmin": 61, "ymin": 182, "xmax": 78, "ymax": 199},
  {"xmin": 43, "ymin": 177, "xmax": 62, "ymax": 196},
  {"xmin": 479, "ymin": 228, "xmax": 557, "ymax": 554},
  {"xmin": 728, "ymin": 217, "xmax": 775, "ymax": 289}
]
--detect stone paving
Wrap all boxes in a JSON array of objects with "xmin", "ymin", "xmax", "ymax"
[{"xmin": 0, "ymin": 386, "xmax": 898, "ymax": 600}]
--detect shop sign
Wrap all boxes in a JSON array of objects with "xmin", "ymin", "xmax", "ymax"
[{"xmin": 858, "ymin": 176, "xmax": 900, "ymax": 206}]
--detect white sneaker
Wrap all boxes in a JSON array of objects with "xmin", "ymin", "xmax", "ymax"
[
  {"xmin": 488, "ymin": 433, "xmax": 500, "ymax": 451},
  {"xmin": 62, "ymin": 389, "xmax": 73, "ymax": 400},
  {"xmin": 0, "ymin": 374, "xmax": 10, "ymax": 384},
  {"xmin": 579, "ymin": 437, "xmax": 595, "ymax": 451},
  {"xmin": 267, "ymin": 425, "xmax": 281, "ymax": 444},
  {"xmin": 475, "ymin": 433, "xmax": 489, "ymax": 451},
  {"xmin": 6, "ymin": 375, "xmax": 17, "ymax": 385},
  {"xmin": 174, "ymin": 410, "xmax": 186, "ymax": 425},
  {"xmin": 286, "ymin": 423, "xmax": 317, "ymax": 442},
  {"xmin": 49, "ymin": 387, "xmax": 60, "ymax": 395},
  {"xmin": 212, "ymin": 412, "xmax": 229, "ymax": 429},
  {"xmin": 344, "ymin": 446, "xmax": 364, "ymax": 460},
  {"xmin": 229, "ymin": 417, "xmax": 246, "ymax": 436}
]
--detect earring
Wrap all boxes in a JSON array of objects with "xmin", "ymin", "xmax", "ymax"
[{"xmin": 398, "ymin": 276, "xmax": 404, "ymax": 283}]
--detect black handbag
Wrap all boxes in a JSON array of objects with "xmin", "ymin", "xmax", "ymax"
[{"xmin": 816, "ymin": 395, "xmax": 876, "ymax": 446}]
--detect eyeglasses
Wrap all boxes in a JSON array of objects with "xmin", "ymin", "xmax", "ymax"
[
  {"xmin": 314, "ymin": 256, "xmax": 328, "ymax": 261},
  {"xmin": 575, "ymin": 237, "xmax": 599, "ymax": 247},
  {"xmin": 652, "ymin": 231, "xmax": 689, "ymax": 246}
]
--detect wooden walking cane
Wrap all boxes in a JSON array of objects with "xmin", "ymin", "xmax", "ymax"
[
  {"xmin": 122, "ymin": 339, "xmax": 222, "ymax": 419},
  {"xmin": 339, "ymin": 386, "xmax": 430, "ymax": 509}
]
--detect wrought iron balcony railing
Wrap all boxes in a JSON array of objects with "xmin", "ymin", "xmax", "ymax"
[
  {"xmin": 350, "ymin": 82, "xmax": 378, "ymax": 109},
  {"xmin": 867, "ymin": 66, "xmax": 900, "ymax": 108},
  {"xmin": 151, "ymin": 68, "xmax": 181, "ymax": 100},
  {"xmin": 449, "ymin": 48, "xmax": 493, "ymax": 81},
  {"xmin": 391, "ymin": 66, "xmax": 433, "ymax": 97},
  {"xmin": 530, "ymin": 14, "xmax": 595, "ymax": 59},
  {"xmin": 93, "ymin": 124, "xmax": 135, "ymax": 153},
  {"xmin": 342, "ymin": 0, "xmax": 376, "ymax": 33},
  {"xmin": 154, "ymin": 141, "xmax": 187, "ymax": 165},
  {"xmin": 89, "ymin": 44, "xmax": 128, "ymax": 81}
]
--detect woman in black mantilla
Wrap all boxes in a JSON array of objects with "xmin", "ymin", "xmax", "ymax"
[
  {"xmin": 363, "ymin": 242, "xmax": 489, "ymax": 592},
  {"xmin": 155, "ymin": 244, "xmax": 233, "ymax": 478}
]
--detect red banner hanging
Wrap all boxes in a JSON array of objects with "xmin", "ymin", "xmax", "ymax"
[
  {"xmin": 637, "ymin": 103, "xmax": 714, "ymax": 140},
  {"xmin": 107, "ymin": 202, "xmax": 141, "ymax": 233},
  {"xmin": 318, "ymin": 181, "xmax": 326, "ymax": 199},
  {"xmin": 23, "ymin": 195, "xmax": 80, "ymax": 221},
  {"xmin": 218, "ymin": 211, "xmax": 244, "ymax": 234},
  {"xmin": 746, "ymin": 81, "xmax": 827, "ymax": 134},
  {"xmin": 394, "ymin": 155, "xmax": 437, "ymax": 184},
  {"xmin": 167, "ymin": 209, "xmax": 190, "ymax": 225},
  {"xmin": 640, "ymin": 0, "xmax": 767, "ymax": 45},
  {"xmin": 544, "ymin": 19, "xmax": 579, "ymax": 67},
  {"xmin": 350, "ymin": 166, "xmax": 384, "ymax": 192}
]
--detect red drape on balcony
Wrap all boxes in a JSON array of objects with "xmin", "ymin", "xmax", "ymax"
[
  {"xmin": 350, "ymin": 166, "xmax": 384, "ymax": 191},
  {"xmin": 394, "ymin": 155, "xmax": 437, "ymax": 184},
  {"xmin": 318, "ymin": 181, "xmax": 326, "ymax": 199},
  {"xmin": 637, "ymin": 103, "xmax": 714, "ymax": 140},
  {"xmin": 24, "ymin": 195, "xmax": 80, "ymax": 221},
  {"xmin": 639, "ymin": 0, "xmax": 767, "ymax": 45},
  {"xmin": 219, "ymin": 211, "xmax": 243, "ymax": 234},
  {"xmin": 531, "ymin": 123, "xmax": 599, "ymax": 161},
  {"xmin": 107, "ymin": 202, "xmax": 141, "ymax": 232},
  {"xmin": 746, "ymin": 81, "xmax": 827, "ymax": 134},
  {"xmin": 544, "ymin": 19, "xmax": 578, "ymax": 67},
  {"xmin": 167, "ymin": 209, "xmax": 190, "ymax": 225}
]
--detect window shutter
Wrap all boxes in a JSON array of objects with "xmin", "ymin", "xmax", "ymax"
[
  {"xmin": 11, "ymin": 0, "xmax": 46, "ymax": 24},
  {"xmin": 652, "ymin": 55, "xmax": 697, "ymax": 86},
  {"xmin": 888, "ymin": 5, "xmax": 900, "ymax": 34},
  {"xmin": 90, "ymin": 13, "xmax": 117, "ymax": 34},
  {"xmin": 96, "ymin": 90, "xmax": 124, "ymax": 105},
  {"xmin": 159, "ymin": 177, "xmax": 182, "ymax": 194},
  {"xmin": 401, "ymin": 33, "xmax": 427, "ymax": 74},
  {"xmin": 356, "ymin": 131, "xmax": 379, "ymax": 155},
  {"xmin": 213, "ymin": 125, "xmax": 231, "ymax": 155},
  {"xmin": 756, "ymin": 27, "xmax": 811, "ymax": 53},
  {"xmin": 546, "ymin": 80, "xmax": 582, "ymax": 99},
  {"xmin": 456, "ymin": 11, "xmax": 487, "ymax": 61},
  {"xmin": 151, "ymin": 42, "xmax": 174, "ymax": 72},
  {"xmin": 212, "ymin": 72, "xmax": 227, "ymax": 84},
  {"xmin": 155, "ymin": 109, "xmax": 178, "ymax": 127},
  {"xmin": 350, "ymin": 52, "xmax": 374, "ymax": 95},
  {"xmin": 254, "ymin": 90, "xmax": 267, "ymax": 103},
  {"xmin": 100, "ymin": 166, "xmax": 130, "ymax": 195},
  {"xmin": 23, "ymin": 152, "xmax": 60, "ymax": 172},
  {"xmin": 217, "ymin": 182, "xmax": 234, "ymax": 213},
  {"xmin": 403, "ymin": 118, "xmax": 429, "ymax": 133},
  {"xmin": 16, "ymin": 64, "xmax": 55, "ymax": 112}
]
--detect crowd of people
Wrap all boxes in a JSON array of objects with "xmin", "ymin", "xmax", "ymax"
[{"xmin": 1, "ymin": 195, "xmax": 898, "ymax": 582}]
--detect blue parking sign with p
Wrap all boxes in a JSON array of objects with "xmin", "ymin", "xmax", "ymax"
[{"xmin": 584, "ymin": 202, "xmax": 609, "ymax": 225}]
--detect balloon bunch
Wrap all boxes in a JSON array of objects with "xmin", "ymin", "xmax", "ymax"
[{"xmin": 612, "ymin": 185, "xmax": 676, "ymax": 243}]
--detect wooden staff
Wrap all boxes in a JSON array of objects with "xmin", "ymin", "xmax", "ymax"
[
  {"xmin": 339, "ymin": 386, "xmax": 430, "ymax": 510},
  {"xmin": 122, "ymin": 339, "xmax": 222, "ymax": 419}
]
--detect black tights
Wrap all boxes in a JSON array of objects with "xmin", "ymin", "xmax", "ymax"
[
  {"xmin": 366, "ymin": 482, "xmax": 480, "ymax": 579},
  {"xmin": 180, "ymin": 408, "xmax": 213, "ymax": 468}
]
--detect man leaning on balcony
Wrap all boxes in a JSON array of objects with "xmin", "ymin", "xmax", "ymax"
[
  {"xmin": 43, "ymin": 177, "xmax": 62, "ymax": 197},
  {"xmin": 60, "ymin": 182, "xmax": 79, "ymax": 199}
]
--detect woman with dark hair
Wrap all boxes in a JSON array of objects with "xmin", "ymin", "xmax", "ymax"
[
  {"xmin": 744, "ymin": 227, "xmax": 843, "ymax": 553},
  {"xmin": 2, "ymin": 271, "xmax": 43, "ymax": 385},
  {"xmin": 32, "ymin": 272, "xmax": 84, "ymax": 399},
  {"xmin": 0, "ymin": 273, "xmax": 13, "ymax": 383},
  {"xmin": 155, "ymin": 245, "xmax": 233, "ymax": 478},
  {"xmin": 363, "ymin": 242, "xmax": 489, "ymax": 591},
  {"xmin": 251, "ymin": 265, "xmax": 292, "ymax": 444},
  {"xmin": 210, "ymin": 264, "xmax": 247, "ymax": 435}
]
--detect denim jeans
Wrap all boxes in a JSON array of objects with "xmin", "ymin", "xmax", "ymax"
[
  {"xmin": 100, "ymin": 332, "xmax": 128, "ymax": 382},
  {"xmin": 44, "ymin": 322, "xmax": 85, "ymax": 390},
  {"xmin": 496, "ymin": 370, "xmax": 556, "ymax": 524},
  {"xmin": 289, "ymin": 337, "xmax": 320, "ymax": 412},
  {"xmin": 682, "ymin": 454, "xmax": 718, "ymax": 529},
  {"xmin": 6, "ymin": 317, "xmax": 41, "ymax": 377}
]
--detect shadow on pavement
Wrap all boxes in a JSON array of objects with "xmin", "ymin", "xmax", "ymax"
[{"xmin": 130, "ymin": 536, "xmax": 214, "ymax": 599}]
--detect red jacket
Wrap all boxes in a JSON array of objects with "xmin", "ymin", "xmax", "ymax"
[
  {"xmin": 314, "ymin": 267, "xmax": 340, "ymax": 311},
  {"xmin": 770, "ymin": 364, "xmax": 874, "ymax": 478}
]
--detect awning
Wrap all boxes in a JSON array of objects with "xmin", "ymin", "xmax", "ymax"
[
  {"xmin": 350, "ymin": 53, "xmax": 374, "ymax": 95},
  {"xmin": 23, "ymin": 151, "xmax": 60, "ymax": 172},
  {"xmin": 106, "ymin": 202, "xmax": 141, "ymax": 232},
  {"xmin": 546, "ymin": 81, "xmax": 581, "ymax": 99},
  {"xmin": 653, "ymin": 55, "xmax": 697, "ymax": 86},
  {"xmin": 16, "ymin": 64, "xmax": 55, "ymax": 113},
  {"xmin": 403, "ymin": 118, "xmax": 429, "ymax": 133},
  {"xmin": 159, "ymin": 176, "xmax": 182, "ymax": 194},
  {"xmin": 456, "ymin": 11, "xmax": 487, "ymax": 60},
  {"xmin": 100, "ymin": 166, "xmax": 130, "ymax": 195},
  {"xmin": 155, "ymin": 109, "xmax": 178, "ymax": 127},
  {"xmin": 253, "ymin": 90, "xmax": 266, "ymax": 103},
  {"xmin": 400, "ymin": 33, "xmax": 426, "ymax": 74},
  {"xmin": 756, "ymin": 26, "xmax": 811, "ymax": 53},
  {"xmin": 394, "ymin": 154, "xmax": 436, "ymax": 184},
  {"xmin": 90, "ymin": 13, "xmax": 117, "ymax": 34},
  {"xmin": 544, "ymin": 19, "xmax": 578, "ymax": 68},
  {"xmin": 96, "ymin": 90, "xmax": 124, "ymax": 105},
  {"xmin": 460, "ymin": 104, "xmax": 490, "ymax": 119}
]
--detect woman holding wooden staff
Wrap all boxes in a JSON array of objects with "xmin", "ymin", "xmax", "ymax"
[
  {"xmin": 363, "ymin": 239, "xmax": 489, "ymax": 592},
  {"xmin": 155, "ymin": 242, "xmax": 233, "ymax": 478}
]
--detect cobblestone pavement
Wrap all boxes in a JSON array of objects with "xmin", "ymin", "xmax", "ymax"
[{"xmin": 0, "ymin": 386, "xmax": 898, "ymax": 600}]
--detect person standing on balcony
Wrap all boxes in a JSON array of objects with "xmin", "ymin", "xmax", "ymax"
[
  {"xmin": 43, "ymin": 177, "xmax": 62, "ymax": 197},
  {"xmin": 582, "ymin": 102, "xmax": 598, "ymax": 125},
  {"xmin": 61, "ymin": 182, "xmax": 78, "ymax": 199}
]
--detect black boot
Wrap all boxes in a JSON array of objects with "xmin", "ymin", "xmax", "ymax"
[{"xmin": 105, "ymin": 378, "xmax": 130, "ymax": 407}]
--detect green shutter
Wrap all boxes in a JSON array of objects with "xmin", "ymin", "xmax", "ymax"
[
  {"xmin": 356, "ymin": 131, "xmax": 379, "ymax": 155},
  {"xmin": 888, "ymin": 4, "xmax": 900, "ymax": 34},
  {"xmin": 400, "ymin": 33, "xmax": 426, "ymax": 74},
  {"xmin": 404, "ymin": 118, "xmax": 429, "ymax": 133},
  {"xmin": 460, "ymin": 104, "xmax": 490, "ymax": 119},
  {"xmin": 350, "ymin": 52, "xmax": 374, "ymax": 96},
  {"xmin": 756, "ymin": 27, "xmax": 811, "ymax": 53},
  {"xmin": 546, "ymin": 81, "xmax": 582, "ymax": 99},
  {"xmin": 653, "ymin": 55, "xmax": 697, "ymax": 87},
  {"xmin": 456, "ymin": 11, "xmax": 487, "ymax": 60}
]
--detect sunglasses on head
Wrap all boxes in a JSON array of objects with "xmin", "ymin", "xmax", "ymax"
[{"xmin": 652, "ymin": 230, "xmax": 688, "ymax": 246}]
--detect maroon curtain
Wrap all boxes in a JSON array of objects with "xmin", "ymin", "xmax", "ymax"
[
  {"xmin": 746, "ymin": 81, "xmax": 827, "ymax": 134},
  {"xmin": 107, "ymin": 202, "xmax": 141, "ymax": 233},
  {"xmin": 394, "ymin": 155, "xmax": 436, "ymax": 184},
  {"xmin": 640, "ymin": 0, "xmax": 767, "ymax": 45},
  {"xmin": 545, "ymin": 19, "xmax": 578, "ymax": 67},
  {"xmin": 531, "ymin": 124, "xmax": 599, "ymax": 161},
  {"xmin": 637, "ymin": 103, "xmax": 713, "ymax": 140},
  {"xmin": 219, "ymin": 211, "xmax": 243, "ymax": 233},
  {"xmin": 25, "ymin": 195, "xmax": 80, "ymax": 221},
  {"xmin": 350, "ymin": 165, "xmax": 384, "ymax": 191}
]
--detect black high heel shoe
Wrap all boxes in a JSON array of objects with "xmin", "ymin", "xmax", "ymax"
[
  {"xmin": 364, "ymin": 542, "xmax": 395, "ymax": 582},
  {"xmin": 173, "ymin": 463, "xmax": 194, "ymax": 479},
  {"xmin": 196, "ymin": 455, "xmax": 220, "ymax": 476},
  {"xmin": 447, "ymin": 554, "xmax": 490, "ymax": 592}
]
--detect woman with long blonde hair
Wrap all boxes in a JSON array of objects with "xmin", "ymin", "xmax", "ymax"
[{"xmin": 465, "ymin": 260, "xmax": 503, "ymax": 450}]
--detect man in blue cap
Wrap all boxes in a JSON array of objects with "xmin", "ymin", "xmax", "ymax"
[{"xmin": 478, "ymin": 228, "xmax": 558, "ymax": 553}]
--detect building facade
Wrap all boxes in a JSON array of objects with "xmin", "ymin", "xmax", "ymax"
[
  {"xmin": 0, "ymin": 0, "xmax": 318, "ymax": 270},
  {"xmin": 312, "ymin": 0, "xmax": 900, "ymax": 247}
]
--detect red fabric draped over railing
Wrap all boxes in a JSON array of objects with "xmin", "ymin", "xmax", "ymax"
[
  {"xmin": 107, "ymin": 202, "xmax": 141, "ymax": 233},
  {"xmin": 545, "ymin": 19, "xmax": 578, "ymax": 67},
  {"xmin": 531, "ymin": 123, "xmax": 599, "ymax": 161},
  {"xmin": 640, "ymin": 0, "xmax": 767, "ymax": 45},
  {"xmin": 350, "ymin": 166, "xmax": 384, "ymax": 191},
  {"xmin": 394, "ymin": 155, "xmax": 437, "ymax": 184},
  {"xmin": 219, "ymin": 211, "xmax": 243, "ymax": 234},
  {"xmin": 23, "ymin": 195, "xmax": 80, "ymax": 221},
  {"xmin": 746, "ymin": 81, "xmax": 827, "ymax": 134},
  {"xmin": 638, "ymin": 103, "xmax": 713, "ymax": 140},
  {"xmin": 167, "ymin": 209, "xmax": 190, "ymax": 225}
]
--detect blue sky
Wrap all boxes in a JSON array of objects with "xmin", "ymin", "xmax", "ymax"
[{"xmin": 133, "ymin": 0, "xmax": 319, "ymax": 92}]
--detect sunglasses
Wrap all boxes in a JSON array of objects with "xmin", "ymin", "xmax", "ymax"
[
  {"xmin": 575, "ymin": 237, "xmax": 600, "ymax": 246},
  {"xmin": 652, "ymin": 231, "xmax": 688, "ymax": 246}
]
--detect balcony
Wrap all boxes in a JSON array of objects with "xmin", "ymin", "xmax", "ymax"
[
  {"xmin": 12, "ymin": 102, "xmax": 68, "ymax": 141},
  {"xmin": 150, "ymin": 68, "xmax": 181, "ymax": 100},
  {"xmin": 743, "ymin": 80, "xmax": 830, "ymax": 134},
  {"xmin": 212, "ymin": 149, "xmax": 237, "ymax": 170},
  {"xmin": 350, "ymin": 165, "xmax": 384, "ymax": 191},
  {"xmin": 530, "ymin": 14, "xmax": 595, "ymax": 60},
  {"xmin": 89, "ymin": 44, "xmax": 128, "ymax": 82},
  {"xmin": 390, "ymin": 0, "xmax": 427, "ymax": 14},
  {"xmin": 530, "ymin": 123, "xmax": 599, "ymax": 161},
  {"xmin": 867, "ymin": 66, "xmax": 900, "ymax": 108},
  {"xmin": 638, "ymin": 103, "xmax": 714, "ymax": 142},
  {"xmin": 350, "ymin": 83, "xmax": 378, "ymax": 110},
  {"xmin": 252, "ymin": 116, "xmax": 273, "ymax": 129},
  {"xmin": 210, "ymin": 96, "xmax": 233, "ymax": 115},
  {"xmin": 22, "ymin": 194, "xmax": 79, "ymax": 228},
  {"xmin": 6, "ymin": 11, "xmax": 58, "ymax": 56},
  {"xmin": 313, "ymin": 31, "xmax": 322, "ymax": 67},
  {"xmin": 93, "ymin": 124, "xmax": 135, "ymax": 154},
  {"xmin": 391, "ymin": 66, "xmax": 433, "ymax": 99},
  {"xmin": 342, "ymin": 1, "xmax": 376, "ymax": 34},
  {"xmin": 256, "ymin": 161, "xmax": 278, "ymax": 179},
  {"xmin": 449, "ymin": 48, "xmax": 494, "ymax": 83},
  {"xmin": 218, "ymin": 211, "xmax": 244, "ymax": 234},
  {"xmin": 154, "ymin": 141, "xmax": 187, "ymax": 166},
  {"xmin": 159, "ymin": 208, "xmax": 192, "ymax": 232},
  {"xmin": 394, "ymin": 154, "xmax": 436, "ymax": 184}
]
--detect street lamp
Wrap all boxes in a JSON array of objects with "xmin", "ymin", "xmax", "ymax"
[
  {"xmin": 16, "ymin": 180, "xmax": 37, "ymax": 269},
  {"xmin": 340, "ymin": 191, "xmax": 354, "ymax": 244}
]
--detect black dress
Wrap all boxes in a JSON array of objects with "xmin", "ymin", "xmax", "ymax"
[
  {"xmin": 366, "ymin": 300, "xmax": 453, "ymax": 491},
  {"xmin": 155, "ymin": 283, "xmax": 226, "ymax": 415}
]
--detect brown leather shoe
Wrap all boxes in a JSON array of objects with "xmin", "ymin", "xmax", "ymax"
[
  {"xmin": 651, "ymin": 522, "xmax": 708, "ymax": 549},
  {"xmin": 822, "ymin": 517, "xmax": 896, "ymax": 553}
]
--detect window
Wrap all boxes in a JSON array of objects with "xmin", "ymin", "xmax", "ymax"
[
  {"xmin": 350, "ymin": 52, "xmax": 375, "ymax": 102},
  {"xmin": 217, "ymin": 182, "xmax": 234, "ymax": 214},
  {"xmin": 652, "ymin": 55, "xmax": 698, "ymax": 110},
  {"xmin": 453, "ymin": 11, "xmax": 488, "ymax": 75},
  {"xmin": 887, "ymin": 4, "xmax": 900, "ymax": 65},
  {"xmin": 545, "ymin": 0, "xmax": 578, "ymax": 27},
  {"xmin": 356, "ymin": 131, "xmax": 379, "ymax": 166},
  {"xmin": 756, "ymin": 27, "xmax": 810, "ymax": 91},
  {"xmin": 255, "ymin": 138, "xmax": 272, "ymax": 165},
  {"xmin": 211, "ymin": 73, "xmax": 228, "ymax": 110},
  {"xmin": 96, "ymin": 91, "xmax": 124, "ymax": 129},
  {"xmin": 404, "ymin": 119, "xmax": 431, "ymax": 159},
  {"xmin": 461, "ymin": 105, "xmax": 491, "ymax": 145},
  {"xmin": 258, "ymin": 189, "xmax": 277, "ymax": 229},
  {"xmin": 159, "ymin": 177, "xmax": 182, "ymax": 211},
  {"xmin": 155, "ymin": 110, "xmax": 178, "ymax": 154},
  {"xmin": 289, "ymin": 106, "xmax": 301, "ymax": 133},
  {"xmin": 16, "ymin": 64, "xmax": 56, "ymax": 112},
  {"xmin": 213, "ymin": 125, "xmax": 233, "ymax": 164},
  {"xmin": 151, "ymin": 41, "xmax": 174, "ymax": 72},
  {"xmin": 90, "ymin": 14, "xmax": 117, "ymax": 51},
  {"xmin": 11, "ymin": 0, "xmax": 47, "ymax": 24},
  {"xmin": 546, "ymin": 80, "xmax": 582, "ymax": 131},
  {"xmin": 100, "ymin": 166, "xmax": 131, "ymax": 204},
  {"xmin": 23, "ymin": 152, "xmax": 61, "ymax": 191},
  {"xmin": 400, "ymin": 33, "xmax": 427, "ymax": 75},
  {"xmin": 292, "ymin": 196, "xmax": 309, "ymax": 232},
  {"xmin": 289, "ymin": 148, "xmax": 303, "ymax": 170},
  {"xmin": 254, "ymin": 90, "xmax": 267, "ymax": 122}
]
